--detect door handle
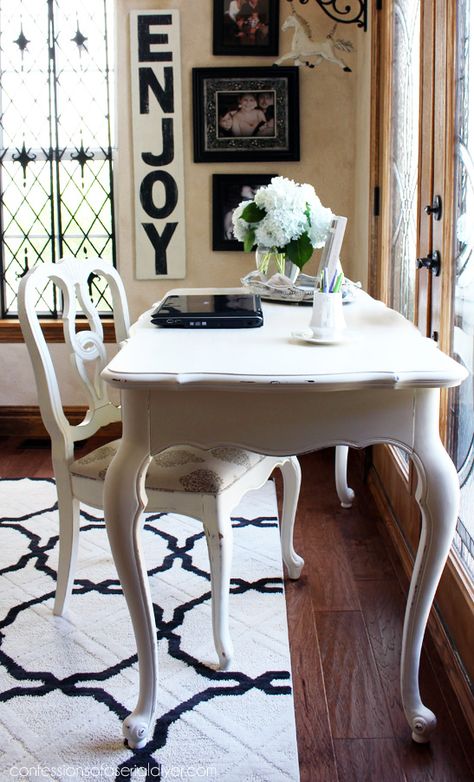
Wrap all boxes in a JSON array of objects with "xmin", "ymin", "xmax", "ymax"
[
  {"xmin": 416, "ymin": 250, "xmax": 441, "ymax": 276},
  {"xmin": 424, "ymin": 195, "xmax": 442, "ymax": 220}
]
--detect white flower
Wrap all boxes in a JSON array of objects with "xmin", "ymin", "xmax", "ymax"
[
  {"xmin": 231, "ymin": 201, "xmax": 252, "ymax": 242},
  {"xmin": 255, "ymin": 214, "xmax": 288, "ymax": 247},
  {"xmin": 255, "ymin": 176, "xmax": 310, "ymax": 218},
  {"xmin": 232, "ymin": 175, "xmax": 335, "ymax": 267},
  {"xmin": 307, "ymin": 198, "xmax": 334, "ymax": 248}
]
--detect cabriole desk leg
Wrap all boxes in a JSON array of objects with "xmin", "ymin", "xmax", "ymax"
[
  {"xmin": 401, "ymin": 388, "xmax": 460, "ymax": 743},
  {"xmin": 335, "ymin": 445, "xmax": 355, "ymax": 508},
  {"xmin": 104, "ymin": 390, "xmax": 154, "ymax": 749}
]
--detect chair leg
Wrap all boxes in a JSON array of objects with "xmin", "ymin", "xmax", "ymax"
[
  {"xmin": 54, "ymin": 489, "xmax": 81, "ymax": 616},
  {"xmin": 335, "ymin": 445, "xmax": 355, "ymax": 508},
  {"xmin": 279, "ymin": 457, "xmax": 304, "ymax": 580},
  {"xmin": 204, "ymin": 507, "xmax": 234, "ymax": 670}
]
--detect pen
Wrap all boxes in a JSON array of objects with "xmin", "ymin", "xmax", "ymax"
[{"xmin": 333, "ymin": 272, "xmax": 344, "ymax": 293}]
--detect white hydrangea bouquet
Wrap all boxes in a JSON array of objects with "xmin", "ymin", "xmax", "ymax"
[{"xmin": 232, "ymin": 175, "xmax": 334, "ymax": 274}]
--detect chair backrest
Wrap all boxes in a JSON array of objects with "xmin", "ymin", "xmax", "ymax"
[{"xmin": 18, "ymin": 257, "xmax": 130, "ymax": 455}]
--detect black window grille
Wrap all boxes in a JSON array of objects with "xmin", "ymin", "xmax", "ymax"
[{"xmin": 0, "ymin": 0, "xmax": 116, "ymax": 317}]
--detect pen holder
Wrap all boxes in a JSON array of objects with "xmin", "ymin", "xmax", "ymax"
[{"xmin": 309, "ymin": 291, "xmax": 346, "ymax": 339}]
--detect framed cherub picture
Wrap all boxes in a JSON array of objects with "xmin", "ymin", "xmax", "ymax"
[
  {"xmin": 192, "ymin": 67, "xmax": 300, "ymax": 163},
  {"xmin": 213, "ymin": 0, "xmax": 280, "ymax": 56}
]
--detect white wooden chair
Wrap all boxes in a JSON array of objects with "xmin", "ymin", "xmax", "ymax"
[{"xmin": 18, "ymin": 257, "xmax": 304, "ymax": 670}]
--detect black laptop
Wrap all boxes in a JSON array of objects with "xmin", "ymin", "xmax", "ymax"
[{"xmin": 150, "ymin": 293, "xmax": 263, "ymax": 329}]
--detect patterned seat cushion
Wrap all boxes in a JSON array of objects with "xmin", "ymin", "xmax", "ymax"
[{"xmin": 70, "ymin": 440, "xmax": 266, "ymax": 495}]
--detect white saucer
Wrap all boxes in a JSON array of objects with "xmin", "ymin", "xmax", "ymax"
[{"xmin": 291, "ymin": 329, "xmax": 347, "ymax": 345}]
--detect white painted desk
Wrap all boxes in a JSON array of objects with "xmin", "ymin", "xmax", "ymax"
[{"xmin": 102, "ymin": 287, "xmax": 468, "ymax": 750}]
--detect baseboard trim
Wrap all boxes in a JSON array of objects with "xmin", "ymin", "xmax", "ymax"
[
  {"xmin": 0, "ymin": 406, "xmax": 121, "ymax": 439},
  {"xmin": 368, "ymin": 466, "xmax": 474, "ymax": 742}
]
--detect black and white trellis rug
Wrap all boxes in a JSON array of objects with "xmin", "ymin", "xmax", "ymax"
[{"xmin": 0, "ymin": 478, "xmax": 299, "ymax": 782}]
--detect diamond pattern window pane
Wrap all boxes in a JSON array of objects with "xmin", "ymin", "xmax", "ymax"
[{"xmin": 0, "ymin": 0, "xmax": 115, "ymax": 317}]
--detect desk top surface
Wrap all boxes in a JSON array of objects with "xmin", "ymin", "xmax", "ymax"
[{"xmin": 102, "ymin": 287, "xmax": 468, "ymax": 391}]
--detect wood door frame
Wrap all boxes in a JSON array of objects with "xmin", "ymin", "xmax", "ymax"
[{"xmin": 368, "ymin": 0, "xmax": 474, "ymax": 732}]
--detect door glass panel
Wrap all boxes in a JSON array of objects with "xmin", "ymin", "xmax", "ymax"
[
  {"xmin": 450, "ymin": 0, "xmax": 474, "ymax": 580},
  {"xmin": 388, "ymin": 0, "xmax": 421, "ymax": 470},
  {"xmin": 389, "ymin": 0, "xmax": 421, "ymax": 320}
]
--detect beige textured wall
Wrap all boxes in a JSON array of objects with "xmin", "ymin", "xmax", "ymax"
[
  {"xmin": 1, "ymin": 0, "xmax": 371, "ymax": 405},
  {"xmin": 117, "ymin": 0, "xmax": 368, "ymax": 320}
]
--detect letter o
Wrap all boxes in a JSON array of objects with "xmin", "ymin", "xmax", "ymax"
[{"xmin": 140, "ymin": 170, "xmax": 178, "ymax": 219}]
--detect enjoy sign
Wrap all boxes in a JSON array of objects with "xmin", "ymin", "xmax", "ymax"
[{"xmin": 130, "ymin": 11, "xmax": 186, "ymax": 279}]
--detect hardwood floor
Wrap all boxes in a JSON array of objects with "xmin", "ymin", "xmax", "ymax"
[
  {"xmin": 278, "ymin": 450, "xmax": 474, "ymax": 782},
  {"xmin": 1, "ymin": 438, "xmax": 473, "ymax": 781}
]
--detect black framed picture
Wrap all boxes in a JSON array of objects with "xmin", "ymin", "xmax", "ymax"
[
  {"xmin": 213, "ymin": 0, "xmax": 280, "ymax": 57},
  {"xmin": 212, "ymin": 173, "xmax": 276, "ymax": 251},
  {"xmin": 192, "ymin": 67, "xmax": 300, "ymax": 163}
]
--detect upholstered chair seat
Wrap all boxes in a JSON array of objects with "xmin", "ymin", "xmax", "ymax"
[{"xmin": 71, "ymin": 442, "xmax": 267, "ymax": 495}]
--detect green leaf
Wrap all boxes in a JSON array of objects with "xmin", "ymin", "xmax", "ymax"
[
  {"xmin": 285, "ymin": 232, "xmax": 313, "ymax": 269},
  {"xmin": 241, "ymin": 202, "xmax": 266, "ymax": 223},
  {"xmin": 243, "ymin": 228, "xmax": 256, "ymax": 253}
]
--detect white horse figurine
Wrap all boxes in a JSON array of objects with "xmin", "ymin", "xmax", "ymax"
[{"xmin": 275, "ymin": 14, "xmax": 354, "ymax": 72}]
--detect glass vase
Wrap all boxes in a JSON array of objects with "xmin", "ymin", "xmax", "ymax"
[{"xmin": 255, "ymin": 247, "xmax": 299, "ymax": 284}]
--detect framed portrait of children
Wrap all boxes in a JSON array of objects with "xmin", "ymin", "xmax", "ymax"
[
  {"xmin": 213, "ymin": 0, "xmax": 280, "ymax": 56},
  {"xmin": 192, "ymin": 67, "xmax": 300, "ymax": 163},
  {"xmin": 212, "ymin": 173, "xmax": 276, "ymax": 250}
]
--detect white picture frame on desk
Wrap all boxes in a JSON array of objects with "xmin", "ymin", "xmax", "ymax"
[{"xmin": 317, "ymin": 215, "xmax": 347, "ymax": 282}]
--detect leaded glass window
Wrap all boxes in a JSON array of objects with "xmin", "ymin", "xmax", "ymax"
[{"xmin": 0, "ymin": 0, "xmax": 115, "ymax": 317}]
